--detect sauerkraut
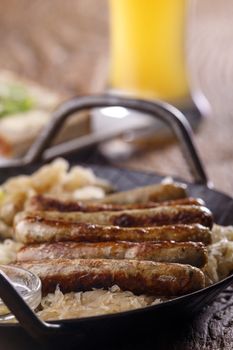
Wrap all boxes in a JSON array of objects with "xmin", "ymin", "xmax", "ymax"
[
  {"xmin": 0, "ymin": 239, "xmax": 22, "ymax": 265},
  {"xmin": 38, "ymin": 285, "xmax": 161, "ymax": 321},
  {"xmin": 203, "ymin": 224, "xmax": 233, "ymax": 283}
]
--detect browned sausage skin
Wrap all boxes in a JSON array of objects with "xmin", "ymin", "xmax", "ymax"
[
  {"xmin": 14, "ymin": 258, "xmax": 205, "ymax": 296},
  {"xmin": 17, "ymin": 241, "xmax": 208, "ymax": 267},
  {"xmin": 28, "ymin": 195, "xmax": 204, "ymax": 213},
  {"xmin": 18, "ymin": 205, "xmax": 213, "ymax": 229},
  {"xmin": 14, "ymin": 214, "xmax": 212, "ymax": 245},
  {"xmin": 109, "ymin": 205, "xmax": 213, "ymax": 228},
  {"xmin": 97, "ymin": 182, "xmax": 187, "ymax": 204}
]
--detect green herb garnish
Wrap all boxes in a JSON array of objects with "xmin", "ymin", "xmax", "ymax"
[{"xmin": 0, "ymin": 83, "xmax": 35, "ymax": 118}]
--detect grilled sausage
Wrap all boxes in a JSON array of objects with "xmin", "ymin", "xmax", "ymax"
[
  {"xmin": 28, "ymin": 195, "xmax": 204, "ymax": 213},
  {"xmin": 14, "ymin": 258, "xmax": 205, "ymax": 296},
  {"xmin": 17, "ymin": 241, "xmax": 208, "ymax": 267},
  {"xmin": 97, "ymin": 182, "xmax": 187, "ymax": 204},
  {"xmin": 20, "ymin": 205, "xmax": 213, "ymax": 228},
  {"xmin": 14, "ymin": 214, "xmax": 212, "ymax": 245}
]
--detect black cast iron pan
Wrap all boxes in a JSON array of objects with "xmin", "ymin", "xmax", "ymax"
[{"xmin": 0, "ymin": 95, "xmax": 232, "ymax": 349}]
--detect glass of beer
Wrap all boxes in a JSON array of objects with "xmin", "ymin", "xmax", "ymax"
[
  {"xmin": 109, "ymin": 0, "xmax": 205, "ymax": 110},
  {"xmin": 98, "ymin": 0, "xmax": 209, "ymax": 160}
]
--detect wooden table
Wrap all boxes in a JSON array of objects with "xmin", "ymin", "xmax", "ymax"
[{"xmin": 0, "ymin": 1, "xmax": 232, "ymax": 349}]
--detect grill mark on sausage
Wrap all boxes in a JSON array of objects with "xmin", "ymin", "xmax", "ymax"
[
  {"xmin": 14, "ymin": 258, "xmax": 205, "ymax": 296},
  {"xmin": 17, "ymin": 241, "xmax": 208, "ymax": 267},
  {"xmin": 22, "ymin": 205, "xmax": 213, "ymax": 229},
  {"xmin": 112, "ymin": 206, "xmax": 213, "ymax": 228},
  {"xmin": 14, "ymin": 214, "xmax": 212, "ymax": 245},
  {"xmin": 28, "ymin": 195, "xmax": 204, "ymax": 213}
]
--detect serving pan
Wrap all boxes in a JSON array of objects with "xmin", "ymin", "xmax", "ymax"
[{"xmin": 0, "ymin": 95, "xmax": 232, "ymax": 349}]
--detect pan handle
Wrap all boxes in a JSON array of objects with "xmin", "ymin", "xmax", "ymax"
[
  {"xmin": 1, "ymin": 95, "xmax": 210, "ymax": 186},
  {"xmin": 0, "ymin": 270, "xmax": 62, "ymax": 343}
]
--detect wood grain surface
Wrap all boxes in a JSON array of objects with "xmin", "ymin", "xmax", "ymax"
[{"xmin": 0, "ymin": 1, "xmax": 232, "ymax": 349}]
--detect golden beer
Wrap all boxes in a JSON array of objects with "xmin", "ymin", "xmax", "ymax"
[{"xmin": 109, "ymin": 0, "xmax": 189, "ymax": 102}]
